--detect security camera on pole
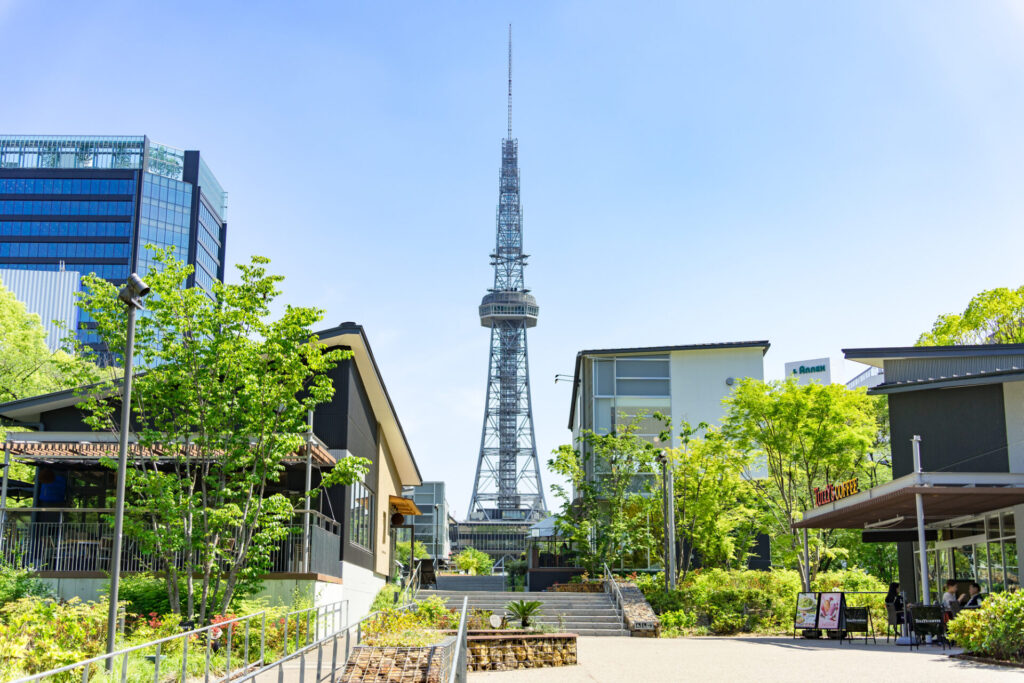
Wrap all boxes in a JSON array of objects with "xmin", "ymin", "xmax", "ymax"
[{"xmin": 106, "ymin": 273, "xmax": 150, "ymax": 663}]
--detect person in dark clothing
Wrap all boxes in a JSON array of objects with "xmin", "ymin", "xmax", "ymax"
[
  {"xmin": 885, "ymin": 582, "xmax": 905, "ymax": 623},
  {"xmin": 963, "ymin": 582, "xmax": 983, "ymax": 608}
]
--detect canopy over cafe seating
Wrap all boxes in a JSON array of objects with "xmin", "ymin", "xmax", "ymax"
[{"xmin": 797, "ymin": 343, "xmax": 1024, "ymax": 604}]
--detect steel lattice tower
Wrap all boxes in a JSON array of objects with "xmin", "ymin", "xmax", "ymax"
[{"xmin": 467, "ymin": 27, "xmax": 547, "ymax": 523}]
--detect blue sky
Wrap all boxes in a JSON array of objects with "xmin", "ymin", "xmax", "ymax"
[{"xmin": 4, "ymin": 1, "xmax": 1024, "ymax": 515}]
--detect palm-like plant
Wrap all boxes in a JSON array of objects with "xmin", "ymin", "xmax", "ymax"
[{"xmin": 505, "ymin": 600, "xmax": 544, "ymax": 628}]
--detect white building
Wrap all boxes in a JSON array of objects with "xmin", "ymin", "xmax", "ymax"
[
  {"xmin": 0, "ymin": 268, "xmax": 80, "ymax": 352},
  {"xmin": 568, "ymin": 341, "xmax": 770, "ymax": 452}
]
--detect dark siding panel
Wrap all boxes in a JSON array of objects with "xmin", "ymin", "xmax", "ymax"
[
  {"xmin": 313, "ymin": 357, "xmax": 351, "ymax": 450},
  {"xmin": 889, "ymin": 385, "xmax": 1008, "ymax": 478},
  {"xmin": 41, "ymin": 406, "xmax": 94, "ymax": 431},
  {"xmin": 347, "ymin": 365, "xmax": 379, "ymax": 484}
]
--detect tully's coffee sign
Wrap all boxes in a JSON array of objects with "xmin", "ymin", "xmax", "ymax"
[{"xmin": 814, "ymin": 478, "xmax": 859, "ymax": 506}]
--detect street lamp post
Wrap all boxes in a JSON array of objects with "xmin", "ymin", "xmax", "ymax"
[
  {"xmin": 106, "ymin": 274, "xmax": 149, "ymax": 663},
  {"xmin": 657, "ymin": 449, "xmax": 676, "ymax": 591}
]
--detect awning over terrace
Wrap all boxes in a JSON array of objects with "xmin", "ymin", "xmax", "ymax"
[
  {"xmin": 1, "ymin": 431, "xmax": 336, "ymax": 466},
  {"xmin": 793, "ymin": 471, "xmax": 1024, "ymax": 530}
]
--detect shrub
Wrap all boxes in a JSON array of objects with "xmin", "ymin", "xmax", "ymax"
[
  {"xmin": 453, "ymin": 547, "xmax": 493, "ymax": 575},
  {"xmin": 659, "ymin": 609, "xmax": 697, "ymax": 636},
  {"xmin": 637, "ymin": 568, "xmax": 803, "ymax": 635},
  {"xmin": 0, "ymin": 562, "xmax": 52, "ymax": 607},
  {"xmin": 370, "ymin": 584, "xmax": 401, "ymax": 612},
  {"xmin": 947, "ymin": 591, "xmax": 1024, "ymax": 662},
  {"xmin": 362, "ymin": 604, "xmax": 447, "ymax": 647},
  {"xmin": 414, "ymin": 596, "xmax": 456, "ymax": 629},
  {"xmin": 0, "ymin": 597, "xmax": 108, "ymax": 679},
  {"xmin": 115, "ymin": 572, "xmax": 176, "ymax": 618}
]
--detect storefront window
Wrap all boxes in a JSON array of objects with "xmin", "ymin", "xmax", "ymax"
[{"xmin": 914, "ymin": 510, "xmax": 1019, "ymax": 599}]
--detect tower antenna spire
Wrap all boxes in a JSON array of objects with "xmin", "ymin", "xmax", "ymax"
[{"xmin": 507, "ymin": 24, "xmax": 512, "ymax": 139}]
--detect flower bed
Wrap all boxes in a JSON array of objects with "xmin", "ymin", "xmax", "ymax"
[{"xmin": 464, "ymin": 631, "xmax": 577, "ymax": 671}]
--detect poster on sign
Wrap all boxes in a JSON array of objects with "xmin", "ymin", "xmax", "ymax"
[
  {"xmin": 817, "ymin": 592, "xmax": 843, "ymax": 630},
  {"xmin": 794, "ymin": 593, "xmax": 819, "ymax": 629}
]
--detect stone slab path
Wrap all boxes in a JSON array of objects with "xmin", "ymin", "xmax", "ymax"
[{"xmin": 470, "ymin": 635, "xmax": 1021, "ymax": 682}]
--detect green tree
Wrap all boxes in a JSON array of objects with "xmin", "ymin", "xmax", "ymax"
[
  {"xmin": 75, "ymin": 248, "xmax": 369, "ymax": 622},
  {"xmin": 453, "ymin": 547, "xmax": 493, "ymax": 575},
  {"xmin": 721, "ymin": 378, "xmax": 877, "ymax": 586},
  {"xmin": 396, "ymin": 540, "xmax": 430, "ymax": 561},
  {"xmin": 548, "ymin": 416, "xmax": 660, "ymax": 573},
  {"xmin": 658, "ymin": 420, "xmax": 763, "ymax": 579},
  {"xmin": 917, "ymin": 285, "xmax": 1024, "ymax": 346}
]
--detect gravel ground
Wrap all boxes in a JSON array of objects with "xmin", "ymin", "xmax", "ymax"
[{"xmin": 469, "ymin": 636, "xmax": 1021, "ymax": 682}]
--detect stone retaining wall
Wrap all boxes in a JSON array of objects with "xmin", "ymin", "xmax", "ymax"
[
  {"xmin": 464, "ymin": 631, "xmax": 578, "ymax": 671},
  {"xmin": 610, "ymin": 580, "xmax": 661, "ymax": 637}
]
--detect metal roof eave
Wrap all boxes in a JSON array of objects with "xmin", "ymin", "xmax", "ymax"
[
  {"xmin": 567, "ymin": 340, "xmax": 771, "ymax": 430},
  {"xmin": 313, "ymin": 323, "xmax": 422, "ymax": 487}
]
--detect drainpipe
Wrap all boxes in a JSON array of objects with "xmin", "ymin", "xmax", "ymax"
[
  {"xmin": 913, "ymin": 435, "xmax": 930, "ymax": 604},
  {"xmin": 303, "ymin": 410, "xmax": 314, "ymax": 574}
]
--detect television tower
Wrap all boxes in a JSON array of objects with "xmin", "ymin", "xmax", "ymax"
[{"xmin": 467, "ymin": 26, "xmax": 547, "ymax": 523}]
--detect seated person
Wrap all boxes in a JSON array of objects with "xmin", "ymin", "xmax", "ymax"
[
  {"xmin": 963, "ymin": 582, "xmax": 983, "ymax": 608},
  {"xmin": 941, "ymin": 579, "xmax": 961, "ymax": 612},
  {"xmin": 885, "ymin": 581, "xmax": 905, "ymax": 623}
]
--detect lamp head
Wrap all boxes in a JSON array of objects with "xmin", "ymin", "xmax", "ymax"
[{"xmin": 117, "ymin": 273, "xmax": 150, "ymax": 308}]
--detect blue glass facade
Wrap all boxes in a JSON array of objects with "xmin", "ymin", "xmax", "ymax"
[{"xmin": 0, "ymin": 135, "xmax": 228, "ymax": 349}]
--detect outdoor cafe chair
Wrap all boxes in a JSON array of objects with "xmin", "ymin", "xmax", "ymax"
[
  {"xmin": 907, "ymin": 605, "xmax": 947, "ymax": 651},
  {"xmin": 884, "ymin": 602, "xmax": 903, "ymax": 643}
]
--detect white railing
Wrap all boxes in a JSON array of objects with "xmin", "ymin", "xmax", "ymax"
[{"xmin": 448, "ymin": 597, "xmax": 469, "ymax": 683}]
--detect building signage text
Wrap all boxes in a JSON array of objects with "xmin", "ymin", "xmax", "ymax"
[{"xmin": 814, "ymin": 478, "xmax": 859, "ymax": 506}]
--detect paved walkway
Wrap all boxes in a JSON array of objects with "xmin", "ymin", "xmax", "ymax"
[{"xmin": 470, "ymin": 636, "xmax": 1021, "ymax": 682}]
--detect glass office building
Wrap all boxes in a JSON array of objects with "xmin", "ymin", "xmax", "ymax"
[{"xmin": 0, "ymin": 135, "xmax": 228, "ymax": 347}]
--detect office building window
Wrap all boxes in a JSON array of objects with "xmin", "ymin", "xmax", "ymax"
[{"xmin": 350, "ymin": 482, "xmax": 374, "ymax": 551}]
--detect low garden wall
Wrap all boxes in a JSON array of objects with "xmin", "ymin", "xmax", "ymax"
[
  {"xmin": 463, "ymin": 630, "xmax": 577, "ymax": 671},
  {"xmin": 612, "ymin": 580, "xmax": 661, "ymax": 637},
  {"xmin": 341, "ymin": 636, "xmax": 455, "ymax": 682},
  {"xmin": 546, "ymin": 581, "xmax": 604, "ymax": 593}
]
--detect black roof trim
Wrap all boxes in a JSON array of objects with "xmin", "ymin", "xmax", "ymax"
[
  {"xmin": 577, "ymin": 341, "xmax": 770, "ymax": 357},
  {"xmin": 869, "ymin": 367, "xmax": 1024, "ymax": 395},
  {"xmin": 312, "ymin": 322, "xmax": 422, "ymax": 483},
  {"xmin": 567, "ymin": 340, "xmax": 771, "ymax": 429},
  {"xmin": 844, "ymin": 343, "xmax": 1024, "ymax": 362}
]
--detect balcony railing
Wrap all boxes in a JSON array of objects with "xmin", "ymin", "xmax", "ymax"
[{"xmin": 0, "ymin": 508, "xmax": 342, "ymax": 577}]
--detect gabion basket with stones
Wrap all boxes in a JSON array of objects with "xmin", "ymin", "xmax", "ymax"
[
  {"xmin": 341, "ymin": 637, "xmax": 454, "ymax": 683},
  {"xmin": 468, "ymin": 635, "xmax": 577, "ymax": 672}
]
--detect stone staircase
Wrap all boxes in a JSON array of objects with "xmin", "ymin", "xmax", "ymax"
[{"xmin": 417, "ymin": 589, "xmax": 629, "ymax": 637}]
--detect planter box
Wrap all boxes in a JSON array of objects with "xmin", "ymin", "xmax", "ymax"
[
  {"xmin": 340, "ymin": 636, "xmax": 455, "ymax": 682},
  {"xmin": 464, "ymin": 632, "xmax": 578, "ymax": 672},
  {"xmin": 546, "ymin": 582, "xmax": 604, "ymax": 593}
]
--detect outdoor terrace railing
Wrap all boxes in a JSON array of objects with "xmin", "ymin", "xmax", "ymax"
[{"xmin": 0, "ymin": 507, "xmax": 343, "ymax": 577}]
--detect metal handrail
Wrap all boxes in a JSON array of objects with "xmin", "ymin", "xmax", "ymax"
[
  {"xmin": 603, "ymin": 562, "xmax": 626, "ymax": 620},
  {"xmin": 7, "ymin": 600, "xmax": 348, "ymax": 683},
  {"xmin": 448, "ymin": 597, "xmax": 469, "ymax": 683},
  {"xmin": 231, "ymin": 602, "xmax": 421, "ymax": 683}
]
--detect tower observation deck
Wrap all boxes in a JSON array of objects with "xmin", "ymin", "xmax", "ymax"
[{"xmin": 467, "ymin": 27, "xmax": 547, "ymax": 525}]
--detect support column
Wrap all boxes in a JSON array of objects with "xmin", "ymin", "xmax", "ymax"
[{"xmin": 912, "ymin": 435, "xmax": 930, "ymax": 604}]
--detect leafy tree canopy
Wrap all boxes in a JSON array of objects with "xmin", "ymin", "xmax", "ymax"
[
  {"xmin": 917, "ymin": 285, "xmax": 1024, "ymax": 346},
  {"xmin": 721, "ymin": 378, "xmax": 879, "ymax": 585},
  {"xmin": 76, "ymin": 247, "xmax": 369, "ymax": 622}
]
